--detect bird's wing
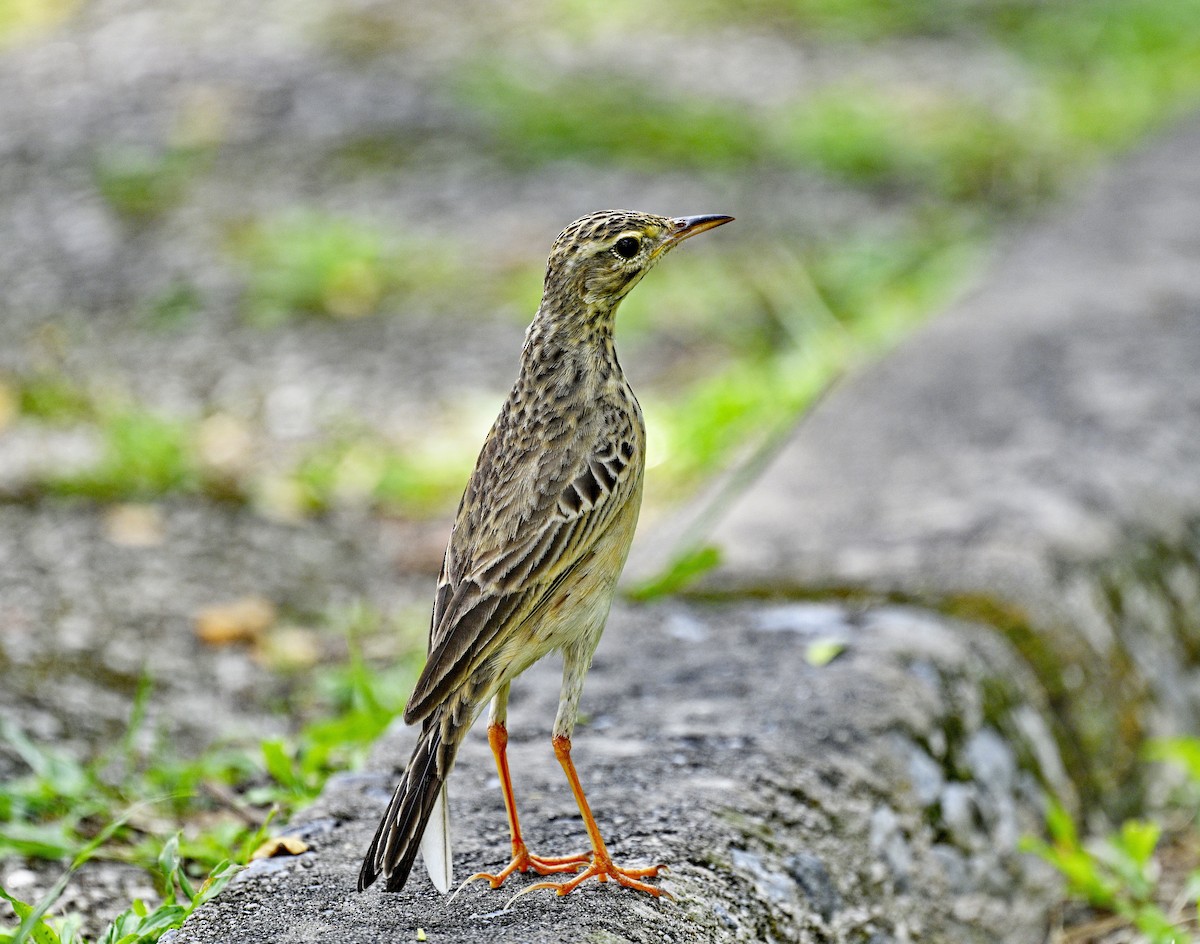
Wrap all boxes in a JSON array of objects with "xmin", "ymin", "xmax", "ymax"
[{"xmin": 402, "ymin": 421, "xmax": 639, "ymax": 725}]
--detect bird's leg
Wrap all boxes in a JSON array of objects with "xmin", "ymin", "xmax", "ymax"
[
  {"xmin": 506, "ymin": 638, "xmax": 668, "ymax": 901},
  {"xmin": 463, "ymin": 686, "xmax": 588, "ymax": 891},
  {"xmin": 509, "ymin": 735, "xmax": 667, "ymax": 899}
]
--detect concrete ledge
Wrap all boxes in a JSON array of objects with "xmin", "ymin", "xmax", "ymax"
[
  {"xmin": 699, "ymin": 119, "xmax": 1200, "ymax": 813},
  {"xmin": 171, "ymin": 601, "xmax": 1061, "ymax": 943}
]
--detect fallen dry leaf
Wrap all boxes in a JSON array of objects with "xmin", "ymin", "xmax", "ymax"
[
  {"xmin": 253, "ymin": 475, "xmax": 310, "ymax": 524},
  {"xmin": 250, "ymin": 836, "xmax": 309, "ymax": 860},
  {"xmin": 0, "ymin": 380, "xmax": 16, "ymax": 431},
  {"xmin": 804, "ymin": 638, "xmax": 847, "ymax": 667},
  {"xmin": 195, "ymin": 596, "xmax": 277, "ymax": 646},
  {"xmin": 256, "ymin": 625, "xmax": 322, "ymax": 670},
  {"xmin": 104, "ymin": 503, "xmax": 165, "ymax": 547},
  {"xmin": 196, "ymin": 412, "xmax": 254, "ymax": 475}
]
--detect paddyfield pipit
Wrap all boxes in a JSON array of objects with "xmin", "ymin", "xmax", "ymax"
[{"xmin": 358, "ymin": 209, "xmax": 733, "ymax": 900}]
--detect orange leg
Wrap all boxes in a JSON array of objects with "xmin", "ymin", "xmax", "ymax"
[
  {"xmin": 465, "ymin": 723, "xmax": 589, "ymax": 888},
  {"xmin": 516, "ymin": 735, "xmax": 668, "ymax": 899}
]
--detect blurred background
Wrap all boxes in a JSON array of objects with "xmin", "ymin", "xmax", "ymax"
[{"xmin": 2, "ymin": 0, "xmax": 1200, "ymax": 938}]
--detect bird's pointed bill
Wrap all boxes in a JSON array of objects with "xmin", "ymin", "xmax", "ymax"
[{"xmin": 659, "ymin": 214, "xmax": 734, "ymax": 254}]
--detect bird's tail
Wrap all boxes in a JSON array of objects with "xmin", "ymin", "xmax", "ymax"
[{"xmin": 358, "ymin": 717, "xmax": 460, "ymax": 894}]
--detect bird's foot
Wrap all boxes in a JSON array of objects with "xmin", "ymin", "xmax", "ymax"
[
  {"xmin": 506, "ymin": 852, "xmax": 670, "ymax": 905},
  {"xmin": 454, "ymin": 843, "xmax": 588, "ymax": 900}
]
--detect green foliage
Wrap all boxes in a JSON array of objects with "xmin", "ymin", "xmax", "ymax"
[
  {"xmin": 15, "ymin": 376, "xmax": 96, "ymax": 426},
  {"xmin": 228, "ymin": 212, "xmax": 469, "ymax": 326},
  {"xmin": 231, "ymin": 213, "xmax": 392, "ymax": 325},
  {"xmin": 1026, "ymin": 735, "xmax": 1200, "ymax": 942},
  {"xmin": 0, "ymin": 0, "xmax": 80, "ymax": 48},
  {"xmin": 461, "ymin": 0, "xmax": 1200, "ymax": 216},
  {"xmin": 144, "ymin": 281, "xmax": 203, "ymax": 329},
  {"xmin": 93, "ymin": 147, "xmax": 208, "ymax": 224},
  {"xmin": 996, "ymin": 0, "xmax": 1200, "ymax": 149},
  {"xmin": 687, "ymin": 0, "xmax": 989, "ymax": 38},
  {"xmin": 803, "ymin": 638, "xmax": 846, "ymax": 667},
  {"xmin": 1023, "ymin": 801, "xmax": 1183, "ymax": 942},
  {"xmin": 458, "ymin": 68, "xmax": 761, "ymax": 171},
  {"xmin": 252, "ymin": 612, "xmax": 416, "ymax": 805},
  {"xmin": 627, "ymin": 545, "xmax": 721, "ymax": 601},
  {"xmin": 284, "ymin": 436, "xmax": 469, "ymax": 518},
  {"xmin": 777, "ymin": 90, "xmax": 1061, "ymax": 207},
  {"xmin": 0, "ymin": 843, "xmax": 238, "ymax": 944},
  {"xmin": 0, "ymin": 720, "xmax": 104, "ymax": 862},
  {"xmin": 6, "ymin": 376, "xmax": 472, "ymax": 517},
  {"xmin": 6, "ymin": 378, "xmax": 225, "ymax": 503},
  {"xmin": 47, "ymin": 411, "xmax": 198, "ymax": 501},
  {"xmin": 458, "ymin": 65, "xmax": 1064, "ymax": 209},
  {"xmin": 0, "ymin": 605, "xmax": 422, "ymax": 940},
  {"xmin": 0, "ymin": 683, "xmax": 257, "ymax": 871},
  {"xmin": 466, "ymin": 65, "xmax": 1023, "ymax": 202},
  {"xmin": 1146, "ymin": 736, "xmax": 1200, "ymax": 785}
]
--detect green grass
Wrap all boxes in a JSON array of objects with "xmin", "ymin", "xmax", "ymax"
[
  {"xmin": 227, "ymin": 212, "xmax": 474, "ymax": 326},
  {"xmin": 998, "ymin": 1, "xmax": 1200, "ymax": 153},
  {"xmin": 1, "ymin": 835, "xmax": 239, "ymax": 944},
  {"xmin": 751, "ymin": 0, "xmax": 1200, "ymax": 153},
  {"xmin": 2, "ymin": 380, "xmax": 241, "ymax": 504},
  {"xmin": 0, "ymin": 674, "xmax": 266, "ymax": 875},
  {"xmin": 47, "ymin": 412, "xmax": 200, "ymax": 502},
  {"xmin": 460, "ymin": 0, "xmax": 1200, "ymax": 210},
  {"xmin": 627, "ymin": 545, "xmax": 722, "ymax": 602},
  {"xmin": 778, "ymin": 91, "xmax": 1063, "ymax": 207},
  {"xmin": 230, "ymin": 213, "xmax": 394, "ymax": 325},
  {"xmin": 1026, "ymin": 736, "xmax": 1200, "ymax": 942},
  {"xmin": 0, "ymin": 605, "xmax": 424, "ymax": 942},
  {"xmin": 2, "ymin": 376, "xmax": 473, "ymax": 517},
  {"xmin": 0, "ymin": 0, "xmax": 79, "ymax": 47},
  {"xmin": 93, "ymin": 147, "xmax": 210, "ymax": 224},
  {"xmin": 458, "ymin": 68, "xmax": 763, "ymax": 172},
  {"xmin": 143, "ymin": 282, "xmax": 203, "ymax": 330},
  {"xmin": 14, "ymin": 376, "xmax": 96, "ymax": 426},
  {"xmin": 281, "ymin": 435, "xmax": 472, "ymax": 519},
  {"xmin": 458, "ymin": 67, "xmax": 1067, "ymax": 209}
]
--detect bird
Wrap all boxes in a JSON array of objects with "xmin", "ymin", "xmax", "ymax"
[{"xmin": 358, "ymin": 209, "xmax": 734, "ymax": 900}]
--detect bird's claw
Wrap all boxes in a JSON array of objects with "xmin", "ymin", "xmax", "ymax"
[
  {"xmin": 454, "ymin": 845, "xmax": 589, "ymax": 901},
  {"xmin": 504, "ymin": 857, "xmax": 670, "ymax": 906}
]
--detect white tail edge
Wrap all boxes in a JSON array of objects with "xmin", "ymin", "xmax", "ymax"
[{"xmin": 420, "ymin": 784, "xmax": 452, "ymax": 893}]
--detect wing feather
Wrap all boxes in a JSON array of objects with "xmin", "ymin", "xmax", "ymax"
[{"xmin": 403, "ymin": 422, "xmax": 637, "ymax": 724}]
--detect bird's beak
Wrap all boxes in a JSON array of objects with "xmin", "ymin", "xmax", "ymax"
[{"xmin": 658, "ymin": 214, "xmax": 734, "ymax": 254}]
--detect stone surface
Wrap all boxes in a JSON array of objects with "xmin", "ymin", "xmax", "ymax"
[
  {"xmin": 699, "ymin": 118, "xmax": 1200, "ymax": 812},
  {"xmin": 171, "ymin": 601, "xmax": 1061, "ymax": 944}
]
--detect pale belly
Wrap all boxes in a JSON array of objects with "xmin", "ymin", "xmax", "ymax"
[{"xmin": 490, "ymin": 480, "xmax": 642, "ymax": 689}]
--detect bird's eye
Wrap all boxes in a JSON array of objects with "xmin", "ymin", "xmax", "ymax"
[{"xmin": 613, "ymin": 236, "xmax": 641, "ymax": 259}]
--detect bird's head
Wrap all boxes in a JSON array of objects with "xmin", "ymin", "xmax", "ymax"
[{"xmin": 539, "ymin": 210, "xmax": 733, "ymax": 325}]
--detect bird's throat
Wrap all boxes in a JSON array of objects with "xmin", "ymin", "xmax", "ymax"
[{"xmin": 522, "ymin": 305, "xmax": 622, "ymax": 394}]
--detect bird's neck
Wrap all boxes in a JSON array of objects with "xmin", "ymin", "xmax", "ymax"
[{"xmin": 521, "ymin": 300, "xmax": 621, "ymax": 380}]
